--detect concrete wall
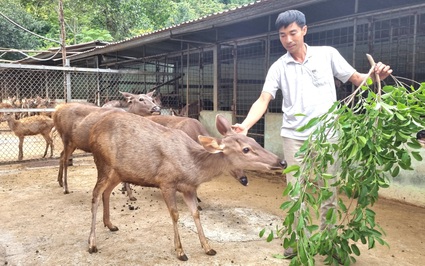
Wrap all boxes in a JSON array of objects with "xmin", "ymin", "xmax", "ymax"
[
  {"xmin": 198, "ymin": 110, "xmax": 425, "ymax": 207},
  {"xmin": 264, "ymin": 113, "xmax": 284, "ymax": 158}
]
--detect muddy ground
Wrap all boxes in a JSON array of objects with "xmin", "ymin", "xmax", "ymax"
[{"xmin": 0, "ymin": 157, "xmax": 424, "ymax": 266}]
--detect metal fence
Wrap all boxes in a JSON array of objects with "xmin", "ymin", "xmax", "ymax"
[{"xmin": 0, "ymin": 63, "xmax": 180, "ymax": 164}]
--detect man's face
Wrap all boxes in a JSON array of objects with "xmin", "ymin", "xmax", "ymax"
[{"xmin": 278, "ymin": 22, "xmax": 307, "ymax": 53}]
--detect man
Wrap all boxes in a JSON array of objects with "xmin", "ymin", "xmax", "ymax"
[{"xmin": 232, "ymin": 10, "xmax": 392, "ymax": 259}]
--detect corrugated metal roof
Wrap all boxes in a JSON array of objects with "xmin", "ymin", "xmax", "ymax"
[{"xmin": 67, "ymin": 0, "xmax": 326, "ymax": 63}]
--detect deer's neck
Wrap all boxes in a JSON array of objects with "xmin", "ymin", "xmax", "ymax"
[
  {"xmin": 190, "ymin": 147, "xmax": 228, "ymax": 185},
  {"xmin": 6, "ymin": 118, "xmax": 19, "ymax": 131}
]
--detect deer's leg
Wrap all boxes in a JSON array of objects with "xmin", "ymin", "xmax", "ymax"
[
  {"xmin": 18, "ymin": 136, "xmax": 24, "ymax": 161},
  {"xmin": 62, "ymin": 144, "xmax": 76, "ymax": 194},
  {"xmin": 195, "ymin": 191, "xmax": 202, "ymax": 211},
  {"xmin": 88, "ymin": 171, "xmax": 111, "ymax": 254},
  {"xmin": 102, "ymin": 177, "xmax": 121, "ymax": 231},
  {"xmin": 48, "ymin": 135, "xmax": 54, "ymax": 158},
  {"xmin": 182, "ymin": 190, "xmax": 216, "ymax": 256},
  {"xmin": 161, "ymin": 188, "xmax": 187, "ymax": 261},
  {"xmin": 42, "ymin": 137, "xmax": 48, "ymax": 158},
  {"xmin": 57, "ymin": 149, "xmax": 65, "ymax": 187},
  {"xmin": 125, "ymin": 182, "xmax": 137, "ymax": 201},
  {"xmin": 41, "ymin": 133, "xmax": 51, "ymax": 158}
]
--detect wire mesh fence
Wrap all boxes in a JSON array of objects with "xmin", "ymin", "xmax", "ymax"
[{"xmin": 0, "ymin": 63, "xmax": 179, "ymax": 164}]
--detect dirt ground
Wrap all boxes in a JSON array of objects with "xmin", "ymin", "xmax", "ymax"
[{"xmin": 0, "ymin": 157, "xmax": 424, "ymax": 266}]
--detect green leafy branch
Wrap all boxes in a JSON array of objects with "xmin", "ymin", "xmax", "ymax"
[{"xmin": 260, "ymin": 55, "xmax": 425, "ymax": 266}]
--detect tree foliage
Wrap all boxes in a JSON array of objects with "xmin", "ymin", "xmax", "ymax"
[
  {"xmin": 0, "ymin": 0, "xmax": 50, "ymax": 60},
  {"xmin": 261, "ymin": 59, "xmax": 425, "ymax": 265},
  {"xmin": 0, "ymin": 0, "xmax": 254, "ymax": 53}
]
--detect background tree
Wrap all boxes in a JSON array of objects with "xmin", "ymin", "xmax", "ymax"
[
  {"xmin": 0, "ymin": 0, "xmax": 255, "ymax": 57},
  {"xmin": 0, "ymin": 0, "xmax": 50, "ymax": 60}
]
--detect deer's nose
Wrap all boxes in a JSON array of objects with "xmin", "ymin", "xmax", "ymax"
[
  {"xmin": 151, "ymin": 106, "xmax": 161, "ymax": 113},
  {"xmin": 239, "ymin": 176, "xmax": 248, "ymax": 186},
  {"xmin": 280, "ymin": 160, "xmax": 287, "ymax": 169}
]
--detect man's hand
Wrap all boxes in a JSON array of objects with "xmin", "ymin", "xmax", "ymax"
[
  {"xmin": 374, "ymin": 62, "xmax": 393, "ymax": 81},
  {"xmin": 231, "ymin": 123, "xmax": 248, "ymax": 135}
]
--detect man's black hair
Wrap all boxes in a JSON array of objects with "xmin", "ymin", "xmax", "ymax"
[{"xmin": 275, "ymin": 10, "xmax": 306, "ymax": 30}]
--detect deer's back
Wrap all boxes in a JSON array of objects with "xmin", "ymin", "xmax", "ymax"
[
  {"xmin": 146, "ymin": 116, "xmax": 210, "ymax": 142},
  {"xmin": 90, "ymin": 112, "xmax": 205, "ymax": 187},
  {"xmin": 73, "ymin": 108, "xmax": 124, "ymax": 152},
  {"xmin": 53, "ymin": 103, "xmax": 101, "ymax": 138},
  {"xmin": 9, "ymin": 115, "xmax": 53, "ymax": 136}
]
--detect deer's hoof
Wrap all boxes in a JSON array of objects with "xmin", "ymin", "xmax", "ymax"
[
  {"xmin": 109, "ymin": 226, "xmax": 119, "ymax": 232},
  {"xmin": 206, "ymin": 249, "xmax": 217, "ymax": 256},
  {"xmin": 178, "ymin": 254, "xmax": 188, "ymax": 261},
  {"xmin": 88, "ymin": 246, "xmax": 98, "ymax": 254}
]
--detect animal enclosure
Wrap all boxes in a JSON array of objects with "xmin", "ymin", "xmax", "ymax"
[
  {"xmin": 0, "ymin": 64, "xmax": 177, "ymax": 164},
  {"xmin": 2, "ymin": 3, "xmax": 425, "ymax": 165}
]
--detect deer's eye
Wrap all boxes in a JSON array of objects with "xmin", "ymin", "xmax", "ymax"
[
  {"xmin": 138, "ymin": 98, "xmax": 145, "ymax": 102},
  {"xmin": 242, "ymin": 147, "xmax": 250, "ymax": 154}
]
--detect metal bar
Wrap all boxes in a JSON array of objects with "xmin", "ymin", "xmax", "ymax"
[
  {"xmin": 0, "ymin": 108, "xmax": 56, "ymax": 113},
  {"xmin": 0, "ymin": 63, "xmax": 166, "ymax": 75},
  {"xmin": 232, "ymin": 43, "xmax": 238, "ymax": 116},
  {"xmin": 412, "ymin": 13, "xmax": 418, "ymax": 81}
]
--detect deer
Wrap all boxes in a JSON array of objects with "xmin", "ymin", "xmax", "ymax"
[
  {"xmin": 87, "ymin": 113, "xmax": 287, "ymax": 261},
  {"xmin": 141, "ymin": 115, "xmax": 249, "ymax": 209},
  {"xmin": 53, "ymin": 90, "xmax": 161, "ymax": 195},
  {"xmin": 0, "ymin": 113, "xmax": 54, "ymax": 161}
]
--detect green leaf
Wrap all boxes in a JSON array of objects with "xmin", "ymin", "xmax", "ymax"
[
  {"xmin": 297, "ymin": 117, "xmax": 320, "ymax": 132},
  {"xmin": 338, "ymin": 198, "xmax": 347, "ymax": 212},
  {"xmin": 407, "ymin": 140, "xmax": 422, "ymax": 149},
  {"xmin": 358, "ymin": 136, "xmax": 367, "ymax": 146},
  {"xmin": 266, "ymin": 231, "xmax": 274, "ymax": 242},
  {"xmin": 283, "ymin": 164, "xmax": 300, "ymax": 174},
  {"xmin": 368, "ymin": 236, "xmax": 376, "ymax": 249},
  {"xmin": 280, "ymin": 201, "xmax": 293, "ymax": 210},
  {"xmin": 322, "ymin": 173, "xmax": 334, "ymax": 179},
  {"xmin": 259, "ymin": 228, "xmax": 265, "ymax": 238},
  {"xmin": 382, "ymin": 162, "xmax": 393, "ymax": 171},
  {"xmin": 411, "ymin": 151, "xmax": 423, "ymax": 161},
  {"xmin": 282, "ymin": 182, "xmax": 293, "ymax": 196},
  {"xmin": 348, "ymin": 145, "xmax": 359, "ymax": 160},
  {"xmin": 288, "ymin": 199, "xmax": 302, "ymax": 214},
  {"xmin": 395, "ymin": 112, "xmax": 406, "ymax": 121},
  {"xmin": 351, "ymin": 244, "xmax": 361, "ymax": 256},
  {"xmin": 391, "ymin": 166, "xmax": 400, "ymax": 177},
  {"xmin": 366, "ymin": 77, "xmax": 373, "ymax": 86}
]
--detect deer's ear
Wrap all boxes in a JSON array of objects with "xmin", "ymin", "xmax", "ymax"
[
  {"xmin": 215, "ymin": 114, "xmax": 233, "ymax": 136},
  {"xmin": 146, "ymin": 90, "xmax": 155, "ymax": 97},
  {"xmin": 198, "ymin": 135, "xmax": 224, "ymax": 153},
  {"xmin": 119, "ymin": 91, "xmax": 134, "ymax": 103}
]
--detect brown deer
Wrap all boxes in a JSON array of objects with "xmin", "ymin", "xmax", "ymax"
[
  {"xmin": 87, "ymin": 113, "xmax": 286, "ymax": 261},
  {"xmin": 0, "ymin": 113, "xmax": 54, "ymax": 160},
  {"xmin": 53, "ymin": 91, "xmax": 161, "ymax": 195},
  {"xmin": 141, "ymin": 115, "xmax": 249, "ymax": 209}
]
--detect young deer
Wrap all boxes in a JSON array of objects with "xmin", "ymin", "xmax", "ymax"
[
  {"xmin": 1, "ymin": 113, "xmax": 54, "ymax": 161},
  {"xmin": 87, "ymin": 113, "xmax": 286, "ymax": 261},
  {"xmin": 53, "ymin": 91, "xmax": 161, "ymax": 195}
]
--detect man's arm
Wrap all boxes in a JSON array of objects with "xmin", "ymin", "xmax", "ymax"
[
  {"xmin": 232, "ymin": 91, "xmax": 273, "ymax": 135},
  {"xmin": 349, "ymin": 61, "xmax": 393, "ymax": 87}
]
